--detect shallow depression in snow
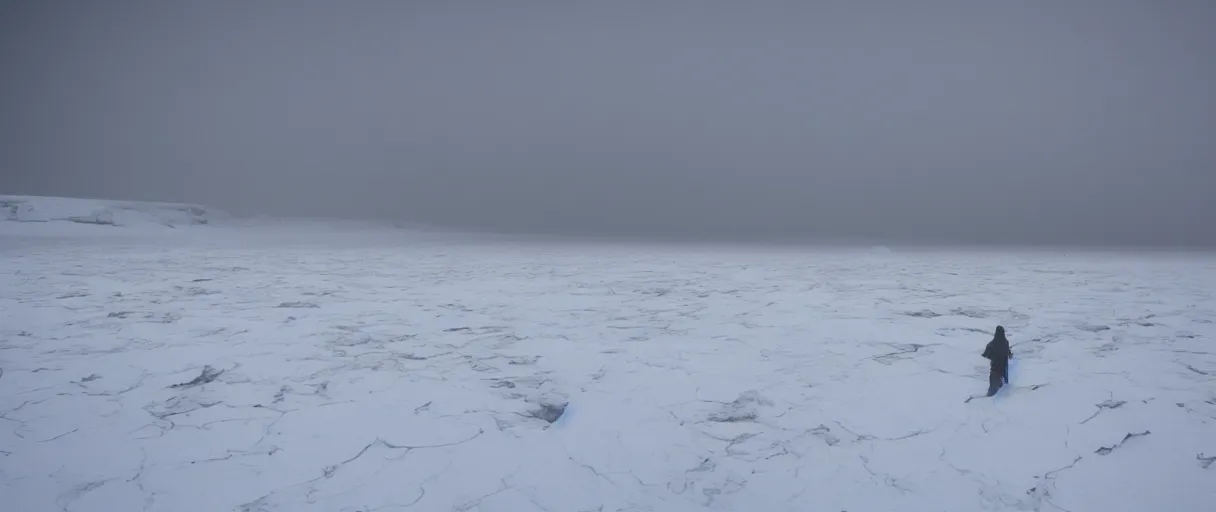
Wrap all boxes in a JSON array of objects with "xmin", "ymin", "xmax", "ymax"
[{"xmin": 2, "ymin": 221, "xmax": 1215, "ymax": 511}]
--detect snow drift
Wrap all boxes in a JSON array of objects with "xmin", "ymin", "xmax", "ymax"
[{"xmin": 0, "ymin": 195, "xmax": 227, "ymax": 230}]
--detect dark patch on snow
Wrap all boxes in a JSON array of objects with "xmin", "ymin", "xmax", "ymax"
[
  {"xmin": 0, "ymin": 199, "xmax": 21, "ymax": 217},
  {"xmin": 444, "ymin": 327, "xmax": 471, "ymax": 332},
  {"xmin": 809, "ymin": 425, "xmax": 841, "ymax": 446},
  {"xmin": 277, "ymin": 302, "xmax": 319, "ymax": 309},
  {"xmin": 709, "ymin": 409, "xmax": 758, "ymax": 423},
  {"xmin": 642, "ymin": 287, "xmax": 672, "ymax": 297},
  {"xmin": 1198, "ymin": 453, "xmax": 1215, "ymax": 470},
  {"xmin": 191, "ymin": 278, "xmax": 213, "ymax": 282},
  {"xmin": 66, "ymin": 215, "xmax": 117, "ymax": 226},
  {"xmin": 1078, "ymin": 324, "xmax": 1111, "ymax": 333},
  {"xmin": 469, "ymin": 361, "xmax": 499, "ymax": 373},
  {"xmin": 490, "ymin": 380, "xmax": 516, "ymax": 389},
  {"xmin": 904, "ymin": 310, "xmax": 941, "ymax": 318},
  {"xmin": 81, "ymin": 374, "xmax": 101, "ymax": 382},
  {"xmin": 688, "ymin": 458, "xmax": 716, "ymax": 473},
  {"xmin": 57, "ymin": 292, "xmax": 90, "ymax": 299},
  {"xmin": 1094, "ymin": 430, "xmax": 1150, "ymax": 455},
  {"xmin": 177, "ymin": 286, "xmax": 219, "ymax": 296},
  {"xmin": 414, "ymin": 401, "xmax": 432, "ymax": 414},
  {"xmin": 708, "ymin": 390, "xmax": 772, "ymax": 422},
  {"xmin": 529, "ymin": 402, "xmax": 568, "ymax": 423},
  {"xmin": 144, "ymin": 312, "xmax": 181, "ymax": 324},
  {"xmin": 332, "ymin": 335, "xmax": 377, "ymax": 347},
  {"xmin": 169, "ymin": 365, "xmax": 224, "ymax": 389},
  {"xmin": 950, "ymin": 308, "xmax": 988, "ymax": 319},
  {"xmin": 109, "ymin": 311, "xmax": 179, "ymax": 323}
]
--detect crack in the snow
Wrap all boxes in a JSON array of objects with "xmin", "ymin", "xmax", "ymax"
[
  {"xmin": 145, "ymin": 398, "xmax": 223, "ymax": 420},
  {"xmin": 1026, "ymin": 455, "xmax": 1083, "ymax": 512},
  {"xmin": 37, "ymin": 428, "xmax": 80, "ymax": 442},
  {"xmin": 937, "ymin": 447, "xmax": 974, "ymax": 478},
  {"xmin": 188, "ymin": 445, "xmax": 280, "ymax": 466},
  {"xmin": 79, "ymin": 372, "xmax": 149, "ymax": 397},
  {"xmin": 56, "ymin": 478, "xmax": 118, "ymax": 512},
  {"xmin": 10, "ymin": 396, "xmax": 53, "ymax": 412},
  {"xmin": 1094, "ymin": 431, "xmax": 1151, "ymax": 455},
  {"xmin": 413, "ymin": 400, "xmax": 432, "ymax": 413},
  {"xmin": 686, "ymin": 457, "xmax": 715, "ymax": 473},
  {"xmin": 1044, "ymin": 455, "xmax": 1083, "ymax": 480},
  {"xmin": 236, "ymin": 427, "xmax": 480, "ymax": 511},
  {"xmin": 858, "ymin": 454, "xmax": 913, "ymax": 494},
  {"xmin": 359, "ymin": 487, "xmax": 427, "ymax": 510},
  {"xmin": 886, "ymin": 427, "xmax": 936, "ymax": 441},
  {"xmin": 831, "ymin": 421, "xmax": 877, "ymax": 442},
  {"xmin": 702, "ymin": 431, "xmax": 759, "ymax": 455},
  {"xmin": 1184, "ymin": 364, "xmax": 1211, "ymax": 376},
  {"xmin": 337, "ymin": 427, "xmax": 487, "ymax": 468},
  {"xmin": 572, "ymin": 457, "xmax": 618, "ymax": 485},
  {"xmin": 453, "ymin": 478, "xmax": 513, "ymax": 512},
  {"xmin": 1080, "ymin": 399, "xmax": 1127, "ymax": 424},
  {"xmin": 128, "ymin": 448, "xmax": 149, "ymax": 483},
  {"xmin": 871, "ymin": 343, "xmax": 928, "ymax": 365}
]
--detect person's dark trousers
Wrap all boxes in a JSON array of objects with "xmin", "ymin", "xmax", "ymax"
[{"xmin": 986, "ymin": 370, "xmax": 1005, "ymax": 397}]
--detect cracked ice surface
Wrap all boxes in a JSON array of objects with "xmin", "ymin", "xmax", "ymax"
[{"xmin": 2, "ymin": 226, "xmax": 1216, "ymax": 511}]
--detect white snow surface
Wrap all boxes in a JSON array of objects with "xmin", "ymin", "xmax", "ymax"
[{"xmin": 2, "ymin": 201, "xmax": 1215, "ymax": 511}]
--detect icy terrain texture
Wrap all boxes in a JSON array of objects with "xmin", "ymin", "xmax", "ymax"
[{"xmin": 2, "ymin": 197, "xmax": 1214, "ymax": 511}]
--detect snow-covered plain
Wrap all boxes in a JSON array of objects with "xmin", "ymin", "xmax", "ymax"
[{"xmin": 2, "ymin": 197, "xmax": 1214, "ymax": 511}]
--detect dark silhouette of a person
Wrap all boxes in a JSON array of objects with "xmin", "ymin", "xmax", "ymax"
[{"xmin": 982, "ymin": 326, "xmax": 1013, "ymax": 397}]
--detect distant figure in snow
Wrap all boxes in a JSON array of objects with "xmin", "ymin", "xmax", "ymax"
[{"xmin": 982, "ymin": 326, "xmax": 1013, "ymax": 396}]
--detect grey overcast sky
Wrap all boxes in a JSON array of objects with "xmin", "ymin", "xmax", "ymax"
[{"xmin": 2, "ymin": 1, "xmax": 1214, "ymax": 246}]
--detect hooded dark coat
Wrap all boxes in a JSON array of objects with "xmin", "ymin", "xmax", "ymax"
[{"xmin": 982, "ymin": 326, "xmax": 1013, "ymax": 396}]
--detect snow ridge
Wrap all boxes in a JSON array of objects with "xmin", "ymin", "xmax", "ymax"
[{"xmin": 1, "ymin": 195, "xmax": 225, "ymax": 230}]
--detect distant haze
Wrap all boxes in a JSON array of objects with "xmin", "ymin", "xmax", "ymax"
[{"xmin": 3, "ymin": 1, "xmax": 1214, "ymax": 246}]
